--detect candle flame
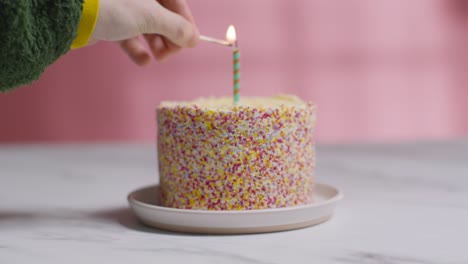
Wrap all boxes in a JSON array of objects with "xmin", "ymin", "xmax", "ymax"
[{"xmin": 226, "ymin": 25, "xmax": 237, "ymax": 44}]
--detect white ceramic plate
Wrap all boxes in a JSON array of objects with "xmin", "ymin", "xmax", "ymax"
[{"xmin": 128, "ymin": 183, "xmax": 343, "ymax": 234}]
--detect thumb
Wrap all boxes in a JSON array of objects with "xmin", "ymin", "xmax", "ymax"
[{"xmin": 143, "ymin": 5, "xmax": 199, "ymax": 48}]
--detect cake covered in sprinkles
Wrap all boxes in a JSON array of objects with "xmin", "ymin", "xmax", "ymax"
[{"xmin": 157, "ymin": 94, "xmax": 317, "ymax": 210}]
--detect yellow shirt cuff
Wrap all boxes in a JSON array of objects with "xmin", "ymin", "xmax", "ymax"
[{"xmin": 71, "ymin": 0, "xmax": 99, "ymax": 49}]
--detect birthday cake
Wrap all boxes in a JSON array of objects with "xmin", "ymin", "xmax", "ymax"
[{"xmin": 156, "ymin": 94, "xmax": 317, "ymax": 210}]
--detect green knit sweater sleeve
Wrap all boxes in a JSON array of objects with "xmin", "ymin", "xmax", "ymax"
[{"xmin": 0, "ymin": 0, "xmax": 84, "ymax": 92}]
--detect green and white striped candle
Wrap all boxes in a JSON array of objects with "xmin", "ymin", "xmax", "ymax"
[
  {"xmin": 227, "ymin": 25, "xmax": 240, "ymax": 105},
  {"xmin": 233, "ymin": 47, "xmax": 240, "ymax": 104}
]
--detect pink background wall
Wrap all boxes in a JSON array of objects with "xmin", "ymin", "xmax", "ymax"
[{"xmin": 1, "ymin": 0, "xmax": 467, "ymax": 144}]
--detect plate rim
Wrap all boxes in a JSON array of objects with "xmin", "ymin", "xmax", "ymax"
[
  {"xmin": 139, "ymin": 215, "xmax": 334, "ymax": 234},
  {"xmin": 128, "ymin": 182, "xmax": 343, "ymax": 215}
]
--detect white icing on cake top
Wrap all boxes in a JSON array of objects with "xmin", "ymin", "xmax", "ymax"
[{"xmin": 158, "ymin": 94, "xmax": 307, "ymax": 111}]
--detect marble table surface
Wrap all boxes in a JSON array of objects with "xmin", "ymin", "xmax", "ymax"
[{"xmin": 0, "ymin": 140, "xmax": 467, "ymax": 264}]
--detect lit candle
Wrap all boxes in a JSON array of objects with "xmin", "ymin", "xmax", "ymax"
[{"xmin": 226, "ymin": 25, "xmax": 240, "ymax": 105}]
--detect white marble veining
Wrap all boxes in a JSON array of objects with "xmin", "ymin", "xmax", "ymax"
[{"xmin": 0, "ymin": 140, "xmax": 467, "ymax": 263}]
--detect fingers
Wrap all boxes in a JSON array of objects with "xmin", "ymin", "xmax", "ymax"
[
  {"xmin": 159, "ymin": 0, "xmax": 197, "ymax": 24},
  {"xmin": 142, "ymin": 1, "xmax": 199, "ymax": 48},
  {"xmin": 162, "ymin": 39, "xmax": 182, "ymax": 60},
  {"xmin": 119, "ymin": 0, "xmax": 200, "ymax": 65},
  {"xmin": 119, "ymin": 37, "xmax": 151, "ymax": 66},
  {"xmin": 144, "ymin": 34, "xmax": 181, "ymax": 62},
  {"xmin": 157, "ymin": 0, "xmax": 196, "ymax": 57}
]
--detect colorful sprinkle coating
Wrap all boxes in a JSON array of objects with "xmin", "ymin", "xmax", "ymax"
[{"xmin": 157, "ymin": 95, "xmax": 317, "ymax": 210}]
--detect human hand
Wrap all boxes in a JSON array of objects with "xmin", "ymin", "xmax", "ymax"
[{"xmin": 90, "ymin": 0, "xmax": 199, "ymax": 65}]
